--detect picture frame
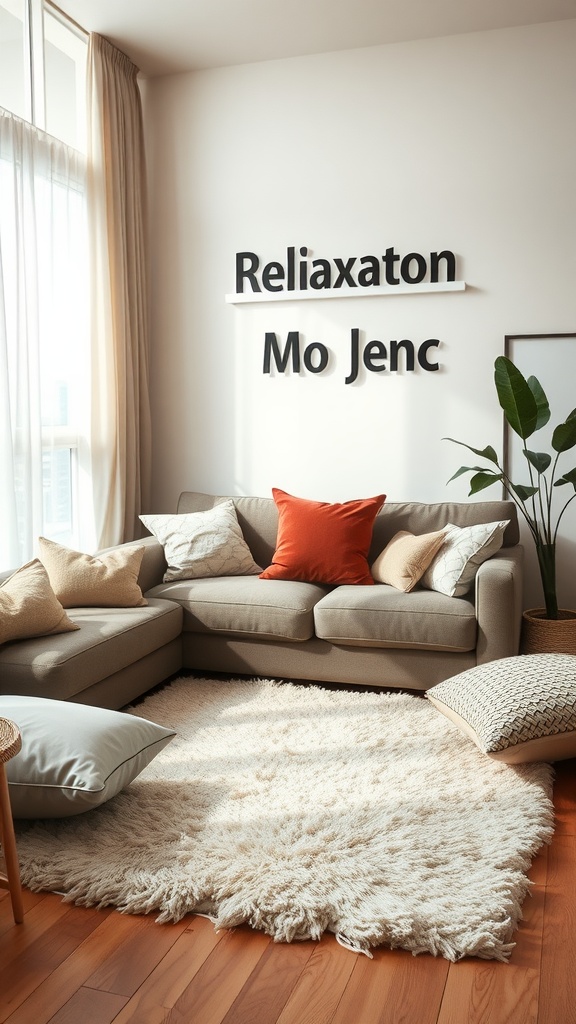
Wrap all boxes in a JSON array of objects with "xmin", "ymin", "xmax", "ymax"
[
  {"xmin": 502, "ymin": 333, "xmax": 576, "ymax": 481},
  {"xmin": 502, "ymin": 332, "xmax": 576, "ymax": 609}
]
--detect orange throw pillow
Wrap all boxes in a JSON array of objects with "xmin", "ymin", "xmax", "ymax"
[{"xmin": 259, "ymin": 488, "xmax": 386, "ymax": 586}]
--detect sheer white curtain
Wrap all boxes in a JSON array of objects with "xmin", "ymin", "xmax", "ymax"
[
  {"xmin": 87, "ymin": 34, "xmax": 152, "ymax": 548},
  {"xmin": 0, "ymin": 32, "xmax": 152, "ymax": 568},
  {"xmin": 0, "ymin": 108, "xmax": 95, "ymax": 569}
]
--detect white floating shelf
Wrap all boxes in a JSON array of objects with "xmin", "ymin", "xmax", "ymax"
[{"xmin": 225, "ymin": 281, "xmax": 466, "ymax": 304}]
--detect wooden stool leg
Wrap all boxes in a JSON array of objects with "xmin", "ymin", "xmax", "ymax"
[{"xmin": 0, "ymin": 763, "xmax": 23, "ymax": 924}]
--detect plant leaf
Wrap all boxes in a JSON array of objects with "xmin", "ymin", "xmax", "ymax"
[
  {"xmin": 494, "ymin": 356, "xmax": 538, "ymax": 439},
  {"xmin": 469, "ymin": 472, "xmax": 502, "ymax": 494},
  {"xmin": 554, "ymin": 467, "xmax": 576, "ymax": 489},
  {"xmin": 446, "ymin": 465, "xmax": 498, "ymax": 484},
  {"xmin": 552, "ymin": 415, "xmax": 576, "ymax": 453},
  {"xmin": 523, "ymin": 449, "xmax": 551, "ymax": 474},
  {"xmin": 527, "ymin": 375, "xmax": 551, "ymax": 430},
  {"xmin": 510, "ymin": 482, "xmax": 539, "ymax": 500},
  {"xmin": 443, "ymin": 438, "xmax": 499, "ymax": 464}
]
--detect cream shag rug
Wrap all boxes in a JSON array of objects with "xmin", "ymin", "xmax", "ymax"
[{"xmin": 16, "ymin": 677, "xmax": 555, "ymax": 962}]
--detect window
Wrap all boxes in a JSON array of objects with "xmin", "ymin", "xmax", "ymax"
[
  {"xmin": 0, "ymin": 0, "xmax": 27, "ymax": 120},
  {"xmin": 0, "ymin": 0, "xmax": 86, "ymax": 150},
  {"xmin": 44, "ymin": 3, "xmax": 86, "ymax": 151},
  {"xmin": 0, "ymin": 1, "xmax": 91, "ymax": 564}
]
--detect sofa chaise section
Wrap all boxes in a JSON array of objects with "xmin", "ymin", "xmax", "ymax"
[{"xmin": 0, "ymin": 594, "xmax": 183, "ymax": 709}]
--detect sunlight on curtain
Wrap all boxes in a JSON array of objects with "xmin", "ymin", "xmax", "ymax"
[
  {"xmin": 87, "ymin": 34, "xmax": 152, "ymax": 548},
  {"xmin": 0, "ymin": 107, "xmax": 94, "ymax": 568}
]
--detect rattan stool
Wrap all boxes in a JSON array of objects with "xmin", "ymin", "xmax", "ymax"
[{"xmin": 0, "ymin": 718, "xmax": 23, "ymax": 923}]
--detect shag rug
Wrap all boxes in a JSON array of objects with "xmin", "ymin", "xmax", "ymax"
[{"xmin": 15, "ymin": 676, "xmax": 555, "ymax": 962}]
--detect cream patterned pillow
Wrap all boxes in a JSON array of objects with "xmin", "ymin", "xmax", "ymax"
[
  {"xmin": 420, "ymin": 520, "xmax": 509, "ymax": 597},
  {"xmin": 0, "ymin": 559, "xmax": 79, "ymax": 644},
  {"xmin": 427, "ymin": 654, "xmax": 576, "ymax": 764},
  {"xmin": 140, "ymin": 501, "xmax": 262, "ymax": 581},
  {"xmin": 371, "ymin": 529, "xmax": 447, "ymax": 592},
  {"xmin": 39, "ymin": 537, "xmax": 147, "ymax": 608}
]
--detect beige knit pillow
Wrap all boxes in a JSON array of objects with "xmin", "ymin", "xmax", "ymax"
[
  {"xmin": 38, "ymin": 537, "xmax": 147, "ymax": 608},
  {"xmin": 0, "ymin": 559, "xmax": 79, "ymax": 644},
  {"xmin": 371, "ymin": 530, "xmax": 447, "ymax": 592}
]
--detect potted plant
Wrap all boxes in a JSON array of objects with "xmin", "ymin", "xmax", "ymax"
[{"xmin": 445, "ymin": 355, "xmax": 576, "ymax": 652}]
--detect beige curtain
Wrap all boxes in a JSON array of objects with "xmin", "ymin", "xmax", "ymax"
[{"xmin": 87, "ymin": 33, "xmax": 152, "ymax": 547}]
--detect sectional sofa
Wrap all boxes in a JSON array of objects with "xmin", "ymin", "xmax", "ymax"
[{"xmin": 0, "ymin": 491, "xmax": 523, "ymax": 709}]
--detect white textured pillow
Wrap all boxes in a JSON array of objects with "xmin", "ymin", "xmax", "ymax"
[
  {"xmin": 140, "ymin": 501, "xmax": 261, "ymax": 582},
  {"xmin": 427, "ymin": 654, "xmax": 576, "ymax": 764},
  {"xmin": 372, "ymin": 530, "xmax": 447, "ymax": 592},
  {"xmin": 420, "ymin": 520, "xmax": 509, "ymax": 597},
  {"xmin": 1, "ymin": 695, "xmax": 176, "ymax": 818},
  {"xmin": 38, "ymin": 537, "xmax": 147, "ymax": 608},
  {"xmin": 0, "ymin": 560, "xmax": 79, "ymax": 644}
]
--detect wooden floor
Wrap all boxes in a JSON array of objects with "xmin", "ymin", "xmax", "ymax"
[{"xmin": 0, "ymin": 760, "xmax": 574, "ymax": 1024}]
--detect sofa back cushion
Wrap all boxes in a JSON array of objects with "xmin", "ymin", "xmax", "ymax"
[
  {"xmin": 176, "ymin": 492, "xmax": 519, "ymax": 570},
  {"xmin": 177, "ymin": 492, "xmax": 280, "ymax": 569},
  {"xmin": 369, "ymin": 501, "xmax": 518, "ymax": 561}
]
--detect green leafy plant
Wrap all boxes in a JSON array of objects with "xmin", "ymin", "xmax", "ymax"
[{"xmin": 445, "ymin": 355, "xmax": 576, "ymax": 619}]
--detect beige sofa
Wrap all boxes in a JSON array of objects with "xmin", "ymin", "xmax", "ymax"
[
  {"xmin": 0, "ymin": 580, "xmax": 183, "ymax": 710},
  {"xmin": 0, "ymin": 491, "xmax": 523, "ymax": 708},
  {"xmin": 146, "ymin": 491, "xmax": 523, "ymax": 692}
]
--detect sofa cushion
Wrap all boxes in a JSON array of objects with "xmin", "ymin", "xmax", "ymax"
[
  {"xmin": 427, "ymin": 654, "xmax": 576, "ymax": 763},
  {"xmin": 0, "ymin": 560, "xmax": 79, "ymax": 645},
  {"xmin": 176, "ymin": 492, "xmax": 280, "ymax": 570},
  {"xmin": 367, "ymin": 500, "xmax": 519, "ymax": 563},
  {"xmin": 0, "ymin": 599, "xmax": 183, "ymax": 701},
  {"xmin": 0, "ymin": 694, "xmax": 175, "ymax": 818},
  {"xmin": 140, "ymin": 501, "xmax": 261, "ymax": 581},
  {"xmin": 38, "ymin": 537, "xmax": 147, "ymax": 607},
  {"xmin": 371, "ymin": 529, "xmax": 447, "ymax": 592},
  {"xmin": 147, "ymin": 576, "xmax": 328, "ymax": 642},
  {"xmin": 420, "ymin": 520, "xmax": 509, "ymax": 597},
  {"xmin": 176, "ymin": 492, "xmax": 521, "ymax": 572},
  {"xmin": 314, "ymin": 586, "xmax": 477, "ymax": 651},
  {"xmin": 259, "ymin": 488, "xmax": 385, "ymax": 586}
]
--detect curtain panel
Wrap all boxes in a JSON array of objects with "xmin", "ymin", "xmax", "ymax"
[
  {"xmin": 87, "ymin": 33, "xmax": 152, "ymax": 548},
  {"xmin": 0, "ymin": 108, "xmax": 93, "ymax": 568}
]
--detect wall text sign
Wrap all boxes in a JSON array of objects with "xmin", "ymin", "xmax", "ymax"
[
  {"xmin": 228, "ymin": 243, "xmax": 465, "ymax": 382},
  {"xmin": 226, "ymin": 245, "xmax": 465, "ymax": 303},
  {"xmin": 264, "ymin": 330, "xmax": 440, "ymax": 385}
]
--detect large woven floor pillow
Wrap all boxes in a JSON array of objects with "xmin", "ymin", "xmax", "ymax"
[{"xmin": 426, "ymin": 653, "xmax": 576, "ymax": 764}]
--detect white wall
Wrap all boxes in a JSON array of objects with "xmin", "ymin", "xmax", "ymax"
[{"xmin": 141, "ymin": 20, "xmax": 576, "ymax": 607}]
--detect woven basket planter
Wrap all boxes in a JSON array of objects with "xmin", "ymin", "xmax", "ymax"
[{"xmin": 520, "ymin": 608, "xmax": 576, "ymax": 656}]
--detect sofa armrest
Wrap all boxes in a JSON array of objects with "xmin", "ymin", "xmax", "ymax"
[
  {"xmin": 474, "ymin": 544, "xmax": 524, "ymax": 665},
  {"xmin": 134, "ymin": 536, "xmax": 168, "ymax": 592}
]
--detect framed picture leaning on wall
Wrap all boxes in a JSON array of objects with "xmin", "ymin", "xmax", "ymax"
[{"xmin": 503, "ymin": 332, "xmax": 576, "ymax": 618}]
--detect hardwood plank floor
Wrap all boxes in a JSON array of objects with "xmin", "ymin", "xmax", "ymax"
[{"xmin": 1, "ymin": 759, "xmax": 574, "ymax": 1024}]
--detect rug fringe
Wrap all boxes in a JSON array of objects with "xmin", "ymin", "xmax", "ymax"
[{"xmin": 335, "ymin": 932, "xmax": 373, "ymax": 957}]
